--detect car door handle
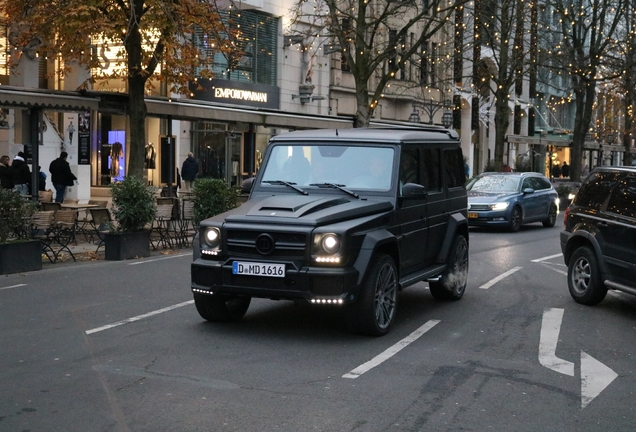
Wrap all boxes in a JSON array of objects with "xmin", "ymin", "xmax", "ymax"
[{"xmin": 596, "ymin": 221, "xmax": 608, "ymax": 228}]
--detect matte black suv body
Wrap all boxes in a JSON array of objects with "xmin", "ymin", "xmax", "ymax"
[
  {"xmin": 191, "ymin": 128, "xmax": 469, "ymax": 335},
  {"xmin": 561, "ymin": 166, "xmax": 636, "ymax": 305}
]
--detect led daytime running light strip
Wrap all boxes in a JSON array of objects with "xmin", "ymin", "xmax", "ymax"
[
  {"xmin": 310, "ymin": 298, "xmax": 344, "ymax": 305},
  {"xmin": 315, "ymin": 257, "xmax": 340, "ymax": 263}
]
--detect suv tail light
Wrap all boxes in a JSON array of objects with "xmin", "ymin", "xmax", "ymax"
[{"xmin": 563, "ymin": 206, "xmax": 570, "ymax": 225}]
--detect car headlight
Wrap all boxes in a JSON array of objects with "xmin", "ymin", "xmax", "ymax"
[
  {"xmin": 321, "ymin": 234, "xmax": 340, "ymax": 254},
  {"xmin": 203, "ymin": 227, "xmax": 221, "ymax": 248},
  {"xmin": 490, "ymin": 202, "xmax": 510, "ymax": 211}
]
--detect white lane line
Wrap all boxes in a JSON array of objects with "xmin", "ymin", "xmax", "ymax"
[
  {"xmin": 538, "ymin": 308, "xmax": 574, "ymax": 376},
  {"xmin": 479, "ymin": 266, "xmax": 523, "ymax": 290},
  {"xmin": 0, "ymin": 284, "xmax": 27, "ymax": 291},
  {"xmin": 128, "ymin": 253, "xmax": 191, "ymax": 265},
  {"xmin": 342, "ymin": 320, "xmax": 440, "ymax": 379},
  {"xmin": 540, "ymin": 263, "xmax": 568, "ymax": 277},
  {"xmin": 85, "ymin": 300, "xmax": 194, "ymax": 334},
  {"xmin": 531, "ymin": 253, "xmax": 562, "ymax": 263}
]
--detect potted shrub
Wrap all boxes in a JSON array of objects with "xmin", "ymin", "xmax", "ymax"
[
  {"xmin": 0, "ymin": 188, "xmax": 40, "ymax": 274},
  {"xmin": 105, "ymin": 176, "xmax": 156, "ymax": 260},
  {"xmin": 192, "ymin": 178, "xmax": 238, "ymax": 225}
]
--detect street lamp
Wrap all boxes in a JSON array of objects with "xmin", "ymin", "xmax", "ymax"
[{"xmin": 409, "ymin": 98, "xmax": 452, "ymax": 125}]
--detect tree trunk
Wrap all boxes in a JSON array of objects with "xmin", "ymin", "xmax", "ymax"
[
  {"xmin": 127, "ymin": 75, "xmax": 148, "ymax": 179},
  {"xmin": 494, "ymin": 89, "xmax": 510, "ymax": 172},
  {"xmin": 354, "ymin": 75, "xmax": 371, "ymax": 128},
  {"xmin": 570, "ymin": 83, "xmax": 596, "ymax": 181}
]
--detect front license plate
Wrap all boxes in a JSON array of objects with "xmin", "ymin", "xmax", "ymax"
[
  {"xmin": 468, "ymin": 212, "xmax": 478, "ymax": 219},
  {"xmin": 233, "ymin": 261, "xmax": 285, "ymax": 278}
]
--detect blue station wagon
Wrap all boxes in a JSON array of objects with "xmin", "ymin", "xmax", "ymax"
[{"xmin": 466, "ymin": 172, "xmax": 559, "ymax": 232}]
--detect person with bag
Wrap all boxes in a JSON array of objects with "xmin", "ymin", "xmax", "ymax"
[{"xmin": 49, "ymin": 151, "xmax": 77, "ymax": 203}]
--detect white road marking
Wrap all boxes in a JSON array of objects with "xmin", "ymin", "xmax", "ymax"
[
  {"xmin": 0, "ymin": 284, "xmax": 27, "ymax": 291},
  {"xmin": 478, "ymin": 266, "xmax": 523, "ymax": 289},
  {"xmin": 581, "ymin": 351, "xmax": 618, "ymax": 409},
  {"xmin": 539, "ymin": 262, "xmax": 568, "ymax": 277},
  {"xmin": 85, "ymin": 300, "xmax": 194, "ymax": 334},
  {"xmin": 538, "ymin": 308, "xmax": 574, "ymax": 376},
  {"xmin": 342, "ymin": 320, "xmax": 440, "ymax": 379},
  {"xmin": 531, "ymin": 253, "xmax": 562, "ymax": 263},
  {"xmin": 128, "ymin": 253, "xmax": 191, "ymax": 265}
]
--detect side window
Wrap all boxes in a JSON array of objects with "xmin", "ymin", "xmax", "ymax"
[
  {"xmin": 522, "ymin": 178, "xmax": 534, "ymax": 190},
  {"xmin": 534, "ymin": 177, "xmax": 551, "ymax": 190},
  {"xmin": 574, "ymin": 172, "xmax": 619, "ymax": 211},
  {"xmin": 400, "ymin": 148, "xmax": 421, "ymax": 187},
  {"xmin": 443, "ymin": 148, "xmax": 464, "ymax": 189},
  {"xmin": 606, "ymin": 177, "xmax": 636, "ymax": 218},
  {"xmin": 423, "ymin": 148, "xmax": 441, "ymax": 191}
]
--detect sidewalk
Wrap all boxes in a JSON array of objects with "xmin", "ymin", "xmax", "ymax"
[{"xmin": 42, "ymin": 236, "xmax": 192, "ymax": 267}]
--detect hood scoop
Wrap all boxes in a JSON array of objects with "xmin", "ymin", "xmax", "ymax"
[{"xmin": 248, "ymin": 196, "xmax": 351, "ymax": 218}]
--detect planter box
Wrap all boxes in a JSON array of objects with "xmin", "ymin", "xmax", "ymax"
[
  {"xmin": 0, "ymin": 240, "xmax": 43, "ymax": 275},
  {"xmin": 105, "ymin": 231, "xmax": 151, "ymax": 261}
]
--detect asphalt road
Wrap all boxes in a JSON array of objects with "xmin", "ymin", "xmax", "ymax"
[{"xmin": 1, "ymin": 216, "xmax": 635, "ymax": 432}]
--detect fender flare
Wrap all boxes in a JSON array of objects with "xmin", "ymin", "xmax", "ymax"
[
  {"xmin": 436, "ymin": 212, "xmax": 468, "ymax": 264},
  {"xmin": 353, "ymin": 229, "xmax": 398, "ymax": 286},
  {"xmin": 565, "ymin": 229, "xmax": 609, "ymax": 275}
]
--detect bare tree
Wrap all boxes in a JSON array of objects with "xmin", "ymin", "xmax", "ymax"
[
  {"xmin": 543, "ymin": 0, "xmax": 627, "ymax": 180},
  {"xmin": 4, "ymin": 0, "xmax": 240, "ymax": 178},
  {"xmin": 287, "ymin": 0, "xmax": 468, "ymax": 127}
]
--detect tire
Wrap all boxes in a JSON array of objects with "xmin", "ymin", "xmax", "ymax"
[
  {"xmin": 508, "ymin": 206, "xmax": 522, "ymax": 232},
  {"xmin": 346, "ymin": 253, "xmax": 398, "ymax": 336},
  {"xmin": 429, "ymin": 235, "xmax": 469, "ymax": 300},
  {"xmin": 567, "ymin": 246, "xmax": 607, "ymax": 305},
  {"xmin": 542, "ymin": 204, "xmax": 557, "ymax": 227},
  {"xmin": 194, "ymin": 292, "xmax": 251, "ymax": 322}
]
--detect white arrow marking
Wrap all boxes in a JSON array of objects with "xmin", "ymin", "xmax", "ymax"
[
  {"xmin": 539, "ymin": 308, "xmax": 574, "ymax": 376},
  {"xmin": 581, "ymin": 351, "xmax": 618, "ymax": 409}
]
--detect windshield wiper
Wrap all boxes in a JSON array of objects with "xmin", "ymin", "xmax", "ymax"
[
  {"xmin": 309, "ymin": 183, "xmax": 359, "ymax": 199},
  {"xmin": 263, "ymin": 180, "xmax": 308, "ymax": 195}
]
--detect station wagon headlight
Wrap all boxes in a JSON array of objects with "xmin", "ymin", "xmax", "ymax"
[
  {"xmin": 203, "ymin": 227, "xmax": 221, "ymax": 248},
  {"xmin": 490, "ymin": 202, "xmax": 510, "ymax": 211}
]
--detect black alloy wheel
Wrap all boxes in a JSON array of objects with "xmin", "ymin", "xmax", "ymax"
[
  {"xmin": 508, "ymin": 206, "xmax": 522, "ymax": 232},
  {"xmin": 429, "ymin": 235, "xmax": 469, "ymax": 300},
  {"xmin": 346, "ymin": 253, "xmax": 398, "ymax": 336},
  {"xmin": 542, "ymin": 204, "xmax": 557, "ymax": 227}
]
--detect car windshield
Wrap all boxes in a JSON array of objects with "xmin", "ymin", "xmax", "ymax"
[
  {"xmin": 467, "ymin": 175, "xmax": 520, "ymax": 193},
  {"xmin": 260, "ymin": 144, "xmax": 395, "ymax": 191}
]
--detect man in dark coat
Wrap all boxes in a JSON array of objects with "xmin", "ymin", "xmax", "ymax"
[
  {"xmin": 181, "ymin": 152, "xmax": 199, "ymax": 192},
  {"xmin": 49, "ymin": 151, "xmax": 77, "ymax": 203},
  {"xmin": 11, "ymin": 152, "xmax": 31, "ymax": 195},
  {"xmin": 0, "ymin": 155, "xmax": 13, "ymax": 189}
]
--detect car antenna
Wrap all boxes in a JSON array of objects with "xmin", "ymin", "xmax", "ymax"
[{"xmin": 335, "ymin": 129, "xmax": 338, "ymax": 136}]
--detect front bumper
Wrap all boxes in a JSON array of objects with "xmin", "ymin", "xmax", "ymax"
[
  {"xmin": 467, "ymin": 210, "xmax": 510, "ymax": 226},
  {"xmin": 191, "ymin": 258, "xmax": 360, "ymax": 303}
]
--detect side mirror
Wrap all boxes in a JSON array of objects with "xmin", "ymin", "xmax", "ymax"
[
  {"xmin": 402, "ymin": 182, "xmax": 427, "ymax": 198},
  {"xmin": 241, "ymin": 177, "xmax": 255, "ymax": 194},
  {"xmin": 522, "ymin": 187, "xmax": 535, "ymax": 194}
]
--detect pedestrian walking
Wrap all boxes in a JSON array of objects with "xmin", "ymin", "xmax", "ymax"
[
  {"xmin": 551, "ymin": 163, "xmax": 561, "ymax": 182},
  {"xmin": 181, "ymin": 152, "xmax": 199, "ymax": 192},
  {"xmin": 49, "ymin": 151, "xmax": 77, "ymax": 203},
  {"xmin": 11, "ymin": 152, "xmax": 31, "ymax": 195},
  {"xmin": 0, "ymin": 155, "xmax": 13, "ymax": 189}
]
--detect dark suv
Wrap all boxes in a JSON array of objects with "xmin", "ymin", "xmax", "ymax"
[
  {"xmin": 561, "ymin": 166, "xmax": 636, "ymax": 305},
  {"xmin": 191, "ymin": 128, "xmax": 469, "ymax": 335}
]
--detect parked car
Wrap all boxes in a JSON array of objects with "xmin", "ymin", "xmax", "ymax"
[
  {"xmin": 191, "ymin": 128, "xmax": 469, "ymax": 336},
  {"xmin": 466, "ymin": 172, "xmax": 559, "ymax": 232},
  {"xmin": 561, "ymin": 166, "xmax": 636, "ymax": 305}
]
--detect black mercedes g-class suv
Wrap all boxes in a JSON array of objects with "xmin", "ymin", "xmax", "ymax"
[{"xmin": 191, "ymin": 128, "xmax": 469, "ymax": 335}]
